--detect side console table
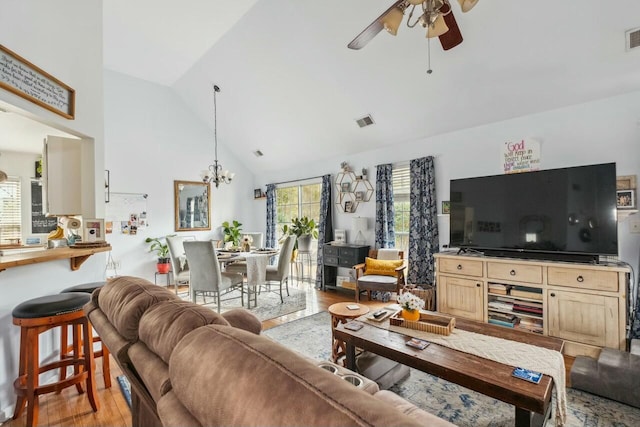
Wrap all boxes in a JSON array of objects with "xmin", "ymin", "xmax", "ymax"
[{"xmin": 322, "ymin": 243, "xmax": 369, "ymax": 290}]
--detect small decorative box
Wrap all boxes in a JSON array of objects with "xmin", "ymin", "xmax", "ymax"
[{"xmin": 389, "ymin": 311, "xmax": 455, "ymax": 336}]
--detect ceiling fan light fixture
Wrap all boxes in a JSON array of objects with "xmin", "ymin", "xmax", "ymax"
[
  {"xmin": 427, "ymin": 14, "xmax": 449, "ymax": 38},
  {"xmin": 381, "ymin": 7, "xmax": 404, "ymax": 35},
  {"xmin": 457, "ymin": 0, "xmax": 479, "ymax": 13}
]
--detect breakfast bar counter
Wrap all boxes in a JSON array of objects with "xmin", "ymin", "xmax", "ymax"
[{"xmin": 0, "ymin": 246, "xmax": 112, "ymax": 273}]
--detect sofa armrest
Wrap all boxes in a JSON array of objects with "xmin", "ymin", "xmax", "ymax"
[{"xmin": 221, "ymin": 308, "xmax": 261, "ymax": 334}]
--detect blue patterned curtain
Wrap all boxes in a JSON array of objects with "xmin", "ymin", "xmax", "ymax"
[
  {"xmin": 408, "ymin": 156, "xmax": 439, "ymax": 285},
  {"xmin": 375, "ymin": 164, "xmax": 395, "ymax": 249},
  {"xmin": 265, "ymin": 184, "xmax": 277, "ymax": 249},
  {"xmin": 315, "ymin": 175, "xmax": 333, "ymax": 289}
]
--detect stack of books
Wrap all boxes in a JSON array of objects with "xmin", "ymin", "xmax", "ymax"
[
  {"xmin": 512, "ymin": 300, "xmax": 543, "ymax": 317},
  {"xmin": 488, "ymin": 300, "xmax": 513, "ymax": 311},
  {"xmin": 488, "ymin": 283, "xmax": 512, "ymax": 295},
  {"xmin": 517, "ymin": 317, "xmax": 543, "ymax": 334},
  {"xmin": 510, "ymin": 285, "xmax": 543, "ymax": 300},
  {"xmin": 488, "ymin": 312, "xmax": 518, "ymax": 328}
]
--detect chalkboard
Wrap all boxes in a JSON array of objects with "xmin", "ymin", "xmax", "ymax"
[
  {"xmin": 31, "ymin": 181, "xmax": 57, "ymax": 234},
  {"xmin": 0, "ymin": 45, "xmax": 75, "ymax": 119}
]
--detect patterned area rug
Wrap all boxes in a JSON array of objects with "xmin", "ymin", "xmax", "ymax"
[
  {"xmin": 179, "ymin": 285, "xmax": 306, "ymax": 322},
  {"xmin": 263, "ymin": 311, "xmax": 640, "ymax": 427}
]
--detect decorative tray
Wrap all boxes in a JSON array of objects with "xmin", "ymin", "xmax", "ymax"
[{"xmin": 389, "ymin": 311, "xmax": 455, "ymax": 336}]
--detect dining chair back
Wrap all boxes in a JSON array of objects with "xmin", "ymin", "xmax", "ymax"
[
  {"xmin": 166, "ymin": 235, "xmax": 195, "ymax": 293},
  {"xmin": 242, "ymin": 232, "xmax": 264, "ymax": 249},
  {"xmin": 264, "ymin": 235, "xmax": 296, "ymax": 303},
  {"xmin": 183, "ymin": 241, "xmax": 244, "ymax": 311}
]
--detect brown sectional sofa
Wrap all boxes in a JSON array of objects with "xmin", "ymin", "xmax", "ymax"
[{"xmin": 85, "ymin": 276, "xmax": 454, "ymax": 427}]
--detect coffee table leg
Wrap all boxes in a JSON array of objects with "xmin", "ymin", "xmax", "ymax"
[
  {"xmin": 515, "ymin": 406, "xmax": 548, "ymax": 427},
  {"xmin": 344, "ymin": 342, "xmax": 357, "ymax": 371}
]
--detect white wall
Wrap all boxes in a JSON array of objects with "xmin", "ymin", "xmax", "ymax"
[
  {"xmin": 0, "ymin": 0, "xmax": 104, "ymax": 419},
  {"xmin": 256, "ymin": 91, "xmax": 640, "ymax": 269},
  {"xmin": 103, "ymin": 70, "xmax": 258, "ymax": 281}
]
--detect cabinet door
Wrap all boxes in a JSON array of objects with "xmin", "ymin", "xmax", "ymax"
[
  {"xmin": 43, "ymin": 136, "xmax": 85, "ymax": 215},
  {"xmin": 547, "ymin": 289, "xmax": 619, "ymax": 348},
  {"xmin": 438, "ymin": 275, "xmax": 484, "ymax": 321}
]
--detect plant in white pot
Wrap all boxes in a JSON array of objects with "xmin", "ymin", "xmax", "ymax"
[{"xmin": 282, "ymin": 216, "xmax": 319, "ymax": 254}]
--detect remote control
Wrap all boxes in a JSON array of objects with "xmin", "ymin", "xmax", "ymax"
[{"xmin": 373, "ymin": 310, "xmax": 386, "ymax": 319}]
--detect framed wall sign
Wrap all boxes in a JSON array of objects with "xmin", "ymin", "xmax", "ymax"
[{"xmin": 0, "ymin": 44, "xmax": 75, "ymax": 119}]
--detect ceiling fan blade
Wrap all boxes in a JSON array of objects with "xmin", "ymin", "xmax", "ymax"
[
  {"xmin": 438, "ymin": 3, "xmax": 463, "ymax": 50},
  {"xmin": 348, "ymin": 0, "xmax": 405, "ymax": 50}
]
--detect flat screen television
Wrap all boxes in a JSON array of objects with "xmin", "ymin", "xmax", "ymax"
[{"xmin": 449, "ymin": 163, "xmax": 618, "ymax": 263}]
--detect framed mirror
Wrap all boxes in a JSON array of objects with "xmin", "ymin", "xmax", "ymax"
[{"xmin": 174, "ymin": 180, "xmax": 211, "ymax": 231}]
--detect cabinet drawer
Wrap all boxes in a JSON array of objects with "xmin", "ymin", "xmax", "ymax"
[
  {"xmin": 324, "ymin": 256, "xmax": 338, "ymax": 267},
  {"xmin": 438, "ymin": 258, "xmax": 483, "ymax": 277},
  {"xmin": 548, "ymin": 267, "xmax": 618, "ymax": 292},
  {"xmin": 324, "ymin": 245, "xmax": 338, "ymax": 256},
  {"xmin": 338, "ymin": 247, "xmax": 357, "ymax": 260},
  {"xmin": 339, "ymin": 258, "xmax": 356, "ymax": 268},
  {"xmin": 487, "ymin": 262, "xmax": 542, "ymax": 284}
]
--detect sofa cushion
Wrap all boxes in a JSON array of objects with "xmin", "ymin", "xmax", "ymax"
[
  {"xmin": 128, "ymin": 342, "xmax": 172, "ymax": 402},
  {"xmin": 157, "ymin": 390, "xmax": 202, "ymax": 427},
  {"xmin": 96, "ymin": 276, "xmax": 178, "ymax": 342},
  {"xmin": 220, "ymin": 308, "xmax": 262, "ymax": 335},
  {"xmin": 139, "ymin": 300, "xmax": 230, "ymax": 363},
  {"xmin": 168, "ymin": 324, "xmax": 429, "ymax": 427},
  {"xmin": 364, "ymin": 258, "xmax": 403, "ymax": 277}
]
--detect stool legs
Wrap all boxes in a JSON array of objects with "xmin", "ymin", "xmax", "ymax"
[
  {"xmin": 13, "ymin": 314, "xmax": 99, "ymax": 427},
  {"xmin": 59, "ymin": 321, "xmax": 111, "ymax": 389}
]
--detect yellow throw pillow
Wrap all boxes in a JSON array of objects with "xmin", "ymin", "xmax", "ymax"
[{"xmin": 363, "ymin": 257, "xmax": 404, "ymax": 277}]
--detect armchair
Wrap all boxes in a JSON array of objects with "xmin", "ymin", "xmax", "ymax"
[{"xmin": 354, "ymin": 249, "xmax": 406, "ymax": 303}]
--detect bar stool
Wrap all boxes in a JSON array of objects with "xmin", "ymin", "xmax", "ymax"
[
  {"xmin": 12, "ymin": 293, "xmax": 99, "ymax": 427},
  {"xmin": 60, "ymin": 281, "xmax": 111, "ymax": 388}
]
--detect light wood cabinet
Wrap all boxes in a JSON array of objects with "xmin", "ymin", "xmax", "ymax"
[
  {"xmin": 437, "ymin": 275, "xmax": 484, "ymax": 321},
  {"xmin": 435, "ymin": 253, "xmax": 629, "ymax": 356}
]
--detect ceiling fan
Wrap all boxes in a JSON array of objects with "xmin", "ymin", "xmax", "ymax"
[{"xmin": 348, "ymin": 0, "xmax": 479, "ymax": 51}]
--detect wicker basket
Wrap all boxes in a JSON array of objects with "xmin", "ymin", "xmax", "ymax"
[{"xmin": 389, "ymin": 311, "xmax": 455, "ymax": 336}]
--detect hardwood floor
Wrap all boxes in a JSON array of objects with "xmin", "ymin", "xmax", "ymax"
[{"xmin": 4, "ymin": 281, "xmax": 575, "ymax": 426}]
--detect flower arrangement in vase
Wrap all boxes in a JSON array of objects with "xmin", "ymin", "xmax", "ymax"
[
  {"xmin": 397, "ymin": 292, "xmax": 425, "ymax": 321},
  {"xmin": 241, "ymin": 234, "xmax": 253, "ymax": 252}
]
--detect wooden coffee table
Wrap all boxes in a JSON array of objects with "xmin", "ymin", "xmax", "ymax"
[
  {"xmin": 328, "ymin": 302, "xmax": 370, "ymax": 364},
  {"xmin": 334, "ymin": 316, "xmax": 564, "ymax": 427}
]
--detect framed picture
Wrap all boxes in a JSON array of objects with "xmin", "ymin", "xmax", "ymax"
[
  {"xmin": 254, "ymin": 188, "xmax": 262, "ymax": 199},
  {"xmin": 344, "ymin": 200, "xmax": 353, "ymax": 212},
  {"xmin": 616, "ymin": 190, "xmax": 636, "ymax": 209},
  {"xmin": 617, "ymin": 175, "xmax": 637, "ymax": 190},
  {"xmin": 334, "ymin": 229, "xmax": 346, "ymax": 245},
  {"xmin": 83, "ymin": 218, "xmax": 105, "ymax": 242},
  {"xmin": 442, "ymin": 201, "xmax": 450, "ymax": 215},
  {"xmin": 341, "ymin": 182, "xmax": 351, "ymax": 193},
  {"xmin": 355, "ymin": 191, "xmax": 364, "ymax": 202}
]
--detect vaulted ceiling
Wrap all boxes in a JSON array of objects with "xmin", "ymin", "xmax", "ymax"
[{"xmin": 7, "ymin": 1, "xmax": 640, "ymax": 168}]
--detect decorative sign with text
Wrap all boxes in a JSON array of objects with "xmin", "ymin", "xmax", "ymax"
[
  {"xmin": 503, "ymin": 139, "xmax": 541, "ymax": 174},
  {"xmin": 0, "ymin": 45, "xmax": 75, "ymax": 119}
]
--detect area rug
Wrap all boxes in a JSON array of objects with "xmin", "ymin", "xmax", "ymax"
[
  {"xmin": 263, "ymin": 311, "xmax": 640, "ymax": 427},
  {"xmin": 116, "ymin": 375, "xmax": 132, "ymax": 408},
  {"xmin": 180, "ymin": 286, "xmax": 306, "ymax": 322}
]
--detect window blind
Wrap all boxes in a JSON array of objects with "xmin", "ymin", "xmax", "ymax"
[
  {"xmin": 392, "ymin": 165, "xmax": 410, "ymax": 199},
  {"xmin": 0, "ymin": 178, "xmax": 22, "ymax": 244}
]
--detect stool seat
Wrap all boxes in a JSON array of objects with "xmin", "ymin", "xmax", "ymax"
[
  {"xmin": 61, "ymin": 281, "xmax": 106, "ymax": 294},
  {"xmin": 13, "ymin": 293, "xmax": 90, "ymax": 319}
]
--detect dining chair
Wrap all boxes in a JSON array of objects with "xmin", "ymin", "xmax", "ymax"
[
  {"xmin": 354, "ymin": 249, "xmax": 406, "ymax": 303},
  {"xmin": 166, "ymin": 235, "xmax": 195, "ymax": 294},
  {"xmin": 183, "ymin": 241, "xmax": 244, "ymax": 312},
  {"xmin": 263, "ymin": 235, "xmax": 296, "ymax": 303},
  {"xmin": 242, "ymin": 232, "xmax": 264, "ymax": 249}
]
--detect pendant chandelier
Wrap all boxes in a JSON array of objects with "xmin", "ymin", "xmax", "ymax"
[{"xmin": 201, "ymin": 84, "xmax": 234, "ymax": 187}]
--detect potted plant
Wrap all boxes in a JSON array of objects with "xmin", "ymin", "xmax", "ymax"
[
  {"xmin": 282, "ymin": 216, "xmax": 319, "ymax": 253},
  {"xmin": 221, "ymin": 220, "xmax": 243, "ymax": 248},
  {"xmin": 145, "ymin": 236, "xmax": 171, "ymax": 273}
]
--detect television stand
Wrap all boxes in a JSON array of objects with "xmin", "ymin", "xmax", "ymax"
[
  {"xmin": 434, "ymin": 252, "xmax": 630, "ymax": 358},
  {"xmin": 478, "ymin": 249, "xmax": 599, "ymax": 265}
]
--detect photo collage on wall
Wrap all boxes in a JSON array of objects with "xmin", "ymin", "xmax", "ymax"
[{"xmin": 119, "ymin": 212, "xmax": 147, "ymax": 235}]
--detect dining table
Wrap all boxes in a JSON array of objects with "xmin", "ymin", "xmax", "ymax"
[{"xmin": 217, "ymin": 249, "xmax": 279, "ymax": 308}]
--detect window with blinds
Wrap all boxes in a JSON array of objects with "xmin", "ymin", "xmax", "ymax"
[
  {"xmin": 275, "ymin": 182, "xmax": 321, "ymax": 241},
  {"xmin": 392, "ymin": 165, "xmax": 410, "ymax": 252},
  {"xmin": 0, "ymin": 178, "xmax": 22, "ymax": 244}
]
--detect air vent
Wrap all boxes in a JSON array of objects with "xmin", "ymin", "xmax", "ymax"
[
  {"xmin": 253, "ymin": 150, "xmax": 264, "ymax": 157},
  {"xmin": 626, "ymin": 28, "xmax": 640, "ymax": 51},
  {"xmin": 355, "ymin": 115, "xmax": 375, "ymax": 128}
]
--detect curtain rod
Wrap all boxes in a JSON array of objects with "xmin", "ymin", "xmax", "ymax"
[{"xmin": 271, "ymin": 174, "xmax": 326, "ymax": 186}]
